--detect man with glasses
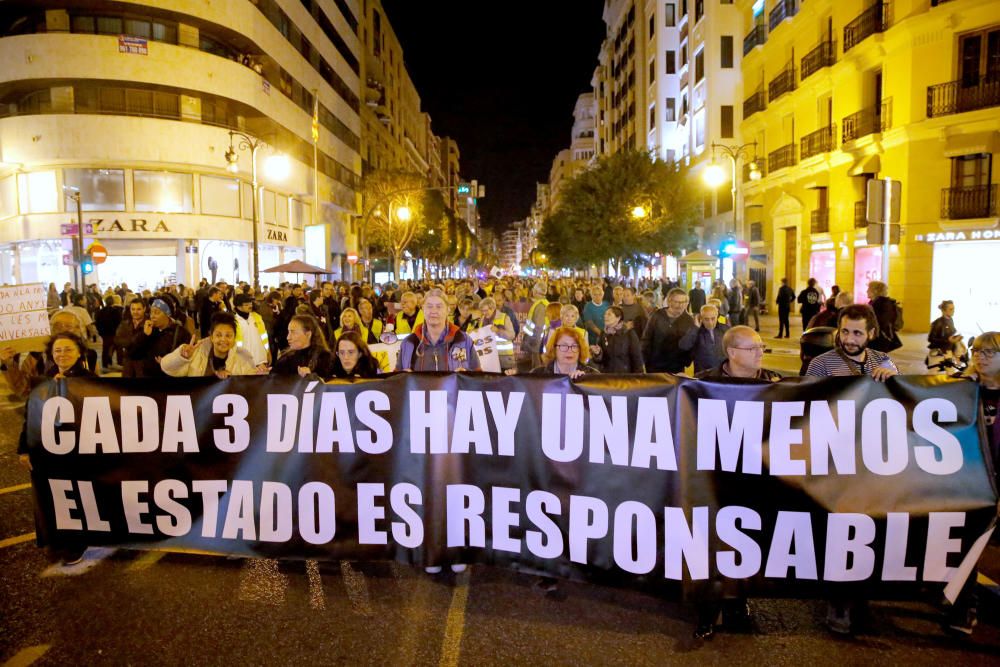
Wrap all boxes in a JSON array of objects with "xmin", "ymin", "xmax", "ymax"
[
  {"xmin": 641, "ymin": 287, "xmax": 695, "ymax": 373},
  {"xmin": 697, "ymin": 325, "xmax": 779, "ymax": 381}
]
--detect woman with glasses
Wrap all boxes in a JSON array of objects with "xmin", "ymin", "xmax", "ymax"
[
  {"xmin": 330, "ymin": 330, "xmax": 380, "ymax": 379},
  {"xmin": 529, "ymin": 326, "xmax": 599, "ymax": 379},
  {"xmin": 946, "ymin": 332, "xmax": 1000, "ymax": 636}
]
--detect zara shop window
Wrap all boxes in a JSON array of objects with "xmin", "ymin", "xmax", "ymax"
[
  {"xmin": 133, "ymin": 170, "xmax": 194, "ymax": 213},
  {"xmin": 63, "ymin": 168, "xmax": 126, "ymax": 211}
]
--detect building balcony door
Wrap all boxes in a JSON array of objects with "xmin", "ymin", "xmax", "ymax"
[{"xmin": 784, "ymin": 227, "xmax": 797, "ymax": 286}]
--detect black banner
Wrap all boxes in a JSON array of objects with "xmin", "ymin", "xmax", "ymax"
[{"xmin": 24, "ymin": 373, "xmax": 998, "ymax": 601}]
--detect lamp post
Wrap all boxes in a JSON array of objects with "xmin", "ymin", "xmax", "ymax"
[
  {"xmin": 63, "ymin": 186, "xmax": 84, "ymax": 295},
  {"xmin": 224, "ymin": 131, "xmax": 288, "ymax": 294},
  {"xmin": 703, "ymin": 142, "xmax": 760, "ymax": 280}
]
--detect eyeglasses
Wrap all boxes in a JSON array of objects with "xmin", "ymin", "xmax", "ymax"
[
  {"xmin": 556, "ymin": 344, "xmax": 580, "ymax": 352},
  {"xmin": 731, "ymin": 344, "xmax": 767, "ymax": 352},
  {"xmin": 971, "ymin": 347, "xmax": 997, "ymax": 359}
]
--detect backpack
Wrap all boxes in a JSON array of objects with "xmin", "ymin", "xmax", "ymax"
[{"xmin": 892, "ymin": 300, "xmax": 904, "ymax": 331}]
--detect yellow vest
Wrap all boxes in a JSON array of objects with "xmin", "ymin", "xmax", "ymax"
[
  {"xmin": 523, "ymin": 298, "xmax": 549, "ymax": 338},
  {"xmin": 234, "ymin": 311, "xmax": 268, "ymax": 351},
  {"xmin": 394, "ymin": 309, "xmax": 424, "ymax": 335}
]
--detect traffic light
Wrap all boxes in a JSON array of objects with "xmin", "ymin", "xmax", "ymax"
[
  {"xmin": 80, "ymin": 253, "xmax": 95, "ymax": 275},
  {"xmin": 719, "ymin": 236, "xmax": 737, "ymax": 258}
]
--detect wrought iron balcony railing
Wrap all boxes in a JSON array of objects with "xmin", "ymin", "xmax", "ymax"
[
  {"xmin": 768, "ymin": 0, "xmax": 799, "ymax": 32},
  {"xmin": 940, "ymin": 184, "xmax": 998, "ymax": 219},
  {"xmin": 768, "ymin": 63, "xmax": 796, "ymax": 101},
  {"xmin": 768, "ymin": 144, "xmax": 797, "ymax": 172},
  {"xmin": 844, "ymin": 2, "xmax": 888, "ymax": 53},
  {"xmin": 743, "ymin": 88, "xmax": 767, "ymax": 118},
  {"xmin": 801, "ymin": 40, "xmax": 836, "ymax": 80},
  {"xmin": 800, "ymin": 125, "xmax": 836, "ymax": 159},
  {"xmin": 927, "ymin": 77, "xmax": 1000, "ymax": 117},
  {"xmin": 842, "ymin": 98, "xmax": 891, "ymax": 143},
  {"xmin": 811, "ymin": 209, "xmax": 830, "ymax": 234},
  {"xmin": 854, "ymin": 201, "xmax": 868, "ymax": 228},
  {"xmin": 743, "ymin": 24, "xmax": 767, "ymax": 55}
]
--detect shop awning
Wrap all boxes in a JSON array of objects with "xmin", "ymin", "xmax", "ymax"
[
  {"xmin": 262, "ymin": 259, "xmax": 330, "ymax": 274},
  {"xmin": 848, "ymin": 154, "xmax": 880, "ymax": 176}
]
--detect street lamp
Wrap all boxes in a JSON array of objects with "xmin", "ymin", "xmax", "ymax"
[
  {"xmin": 702, "ymin": 142, "xmax": 760, "ymax": 277},
  {"xmin": 224, "ymin": 131, "xmax": 287, "ymax": 294},
  {"xmin": 631, "ymin": 205, "xmax": 648, "ymax": 220}
]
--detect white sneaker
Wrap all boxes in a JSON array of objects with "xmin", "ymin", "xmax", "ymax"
[
  {"xmin": 424, "ymin": 566, "xmax": 442, "ymax": 574},
  {"xmin": 450, "ymin": 564, "xmax": 467, "ymax": 573}
]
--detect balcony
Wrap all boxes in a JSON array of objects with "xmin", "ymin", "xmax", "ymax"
[
  {"xmin": 743, "ymin": 88, "xmax": 767, "ymax": 118},
  {"xmin": 769, "ymin": 0, "xmax": 799, "ymax": 32},
  {"xmin": 842, "ymin": 99, "xmax": 891, "ymax": 143},
  {"xmin": 810, "ymin": 209, "xmax": 830, "ymax": 234},
  {"xmin": 854, "ymin": 201, "xmax": 868, "ymax": 228},
  {"xmin": 743, "ymin": 24, "xmax": 767, "ymax": 56},
  {"xmin": 927, "ymin": 77, "xmax": 1000, "ymax": 117},
  {"xmin": 768, "ymin": 144, "xmax": 797, "ymax": 171},
  {"xmin": 800, "ymin": 125, "xmax": 836, "ymax": 159},
  {"xmin": 744, "ymin": 157, "xmax": 767, "ymax": 182},
  {"xmin": 801, "ymin": 41, "xmax": 836, "ymax": 80},
  {"xmin": 844, "ymin": 2, "xmax": 888, "ymax": 53},
  {"xmin": 941, "ymin": 184, "xmax": 998, "ymax": 219},
  {"xmin": 768, "ymin": 63, "xmax": 796, "ymax": 101}
]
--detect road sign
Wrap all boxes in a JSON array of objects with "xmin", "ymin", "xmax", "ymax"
[
  {"xmin": 347, "ymin": 253, "xmax": 358, "ymax": 265},
  {"xmin": 456, "ymin": 183, "xmax": 471, "ymax": 196},
  {"xmin": 866, "ymin": 178, "xmax": 901, "ymax": 224},
  {"xmin": 61, "ymin": 223, "xmax": 94, "ymax": 236},
  {"xmin": 866, "ymin": 223, "xmax": 901, "ymax": 245},
  {"xmin": 87, "ymin": 242, "xmax": 108, "ymax": 264}
]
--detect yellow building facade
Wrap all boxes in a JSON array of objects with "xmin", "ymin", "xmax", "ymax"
[{"xmin": 738, "ymin": 0, "xmax": 998, "ymax": 333}]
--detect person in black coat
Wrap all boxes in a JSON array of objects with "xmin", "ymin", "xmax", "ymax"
[
  {"xmin": 641, "ymin": 288, "xmax": 696, "ymax": 373},
  {"xmin": 94, "ymin": 295, "xmax": 123, "ymax": 372},
  {"xmin": 199, "ymin": 287, "xmax": 225, "ymax": 337},
  {"xmin": 126, "ymin": 299, "xmax": 185, "ymax": 378},
  {"xmin": 590, "ymin": 306, "xmax": 644, "ymax": 373},
  {"xmin": 776, "ymin": 278, "xmax": 796, "ymax": 338},
  {"xmin": 797, "ymin": 278, "xmax": 822, "ymax": 332},
  {"xmin": 867, "ymin": 280, "xmax": 902, "ymax": 352},
  {"xmin": 270, "ymin": 313, "xmax": 334, "ymax": 380},
  {"xmin": 688, "ymin": 282, "xmax": 707, "ymax": 315}
]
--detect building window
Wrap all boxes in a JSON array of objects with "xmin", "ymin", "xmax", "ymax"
[
  {"xmin": 63, "ymin": 168, "xmax": 126, "ymax": 212},
  {"xmin": 695, "ymin": 0, "xmax": 704, "ymax": 22},
  {"xmin": 681, "ymin": 43, "xmax": 688, "ymax": 67},
  {"xmin": 649, "ymin": 14, "xmax": 655, "ymax": 38},
  {"xmin": 665, "ymin": 3, "xmax": 676, "ymax": 26},
  {"xmin": 695, "ymin": 110, "xmax": 705, "ymax": 147},
  {"xmin": 721, "ymin": 105, "xmax": 734, "ymax": 138},
  {"xmin": 133, "ymin": 171, "xmax": 194, "ymax": 213},
  {"xmin": 666, "ymin": 50, "xmax": 676, "ymax": 74},
  {"xmin": 951, "ymin": 153, "xmax": 992, "ymax": 188},
  {"xmin": 649, "ymin": 104, "xmax": 656, "ymax": 128},
  {"xmin": 649, "ymin": 59, "xmax": 656, "ymax": 83},
  {"xmin": 681, "ymin": 0, "xmax": 688, "ymax": 18},
  {"xmin": 0, "ymin": 176, "xmax": 15, "ymax": 219},
  {"xmin": 695, "ymin": 49, "xmax": 705, "ymax": 82},
  {"xmin": 17, "ymin": 171, "xmax": 58, "ymax": 214},
  {"xmin": 200, "ymin": 175, "xmax": 240, "ymax": 217},
  {"xmin": 290, "ymin": 199, "xmax": 311, "ymax": 229},
  {"xmin": 721, "ymin": 36, "xmax": 734, "ymax": 68},
  {"xmin": 665, "ymin": 98, "xmax": 676, "ymax": 121}
]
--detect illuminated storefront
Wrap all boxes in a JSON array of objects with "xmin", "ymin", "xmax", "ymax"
[
  {"xmin": 0, "ymin": 167, "xmax": 310, "ymax": 290},
  {"xmin": 918, "ymin": 229, "xmax": 1000, "ymax": 335}
]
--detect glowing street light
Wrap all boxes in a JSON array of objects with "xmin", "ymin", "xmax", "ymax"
[
  {"xmin": 631, "ymin": 205, "xmax": 648, "ymax": 220},
  {"xmin": 702, "ymin": 161, "xmax": 727, "ymax": 188},
  {"xmin": 395, "ymin": 204, "xmax": 412, "ymax": 223},
  {"xmin": 223, "ymin": 130, "xmax": 288, "ymax": 293}
]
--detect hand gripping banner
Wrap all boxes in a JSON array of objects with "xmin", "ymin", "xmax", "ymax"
[{"xmin": 23, "ymin": 373, "xmax": 998, "ymax": 601}]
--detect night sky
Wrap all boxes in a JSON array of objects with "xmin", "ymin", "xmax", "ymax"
[{"xmin": 381, "ymin": 1, "xmax": 606, "ymax": 232}]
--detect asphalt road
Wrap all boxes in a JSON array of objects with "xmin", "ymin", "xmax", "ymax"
[{"xmin": 3, "ymin": 317, "xmax": 1000, "ymax": 665}]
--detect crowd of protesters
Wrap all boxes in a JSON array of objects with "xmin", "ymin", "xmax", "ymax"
[{"xmin": 5, "ymin": 272, "xmax": 998, "ymax": 639}]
